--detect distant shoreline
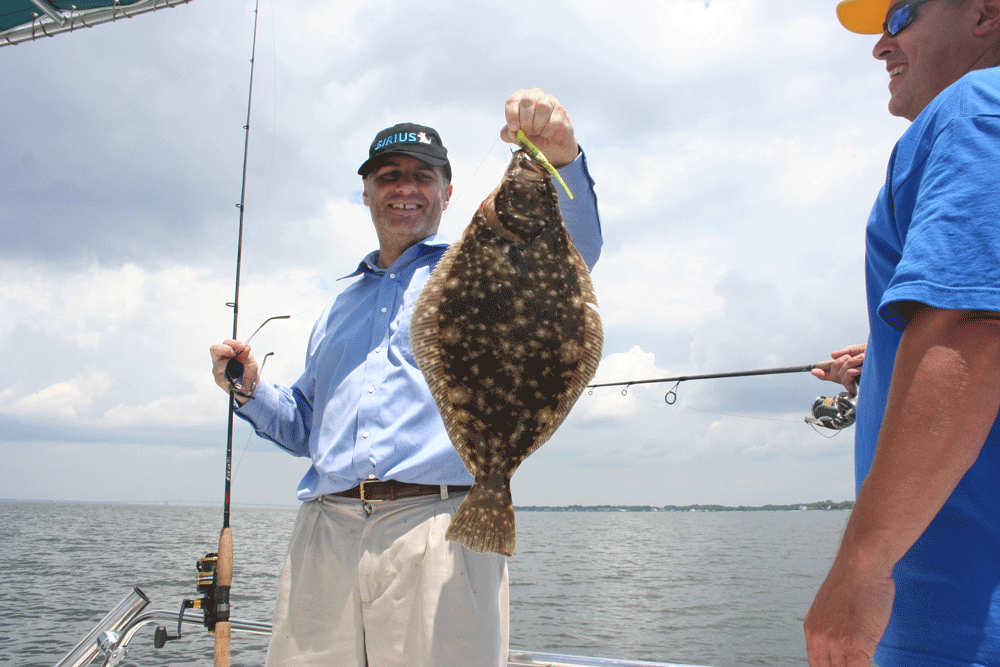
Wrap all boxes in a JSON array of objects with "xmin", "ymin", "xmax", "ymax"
[
  {"xmin": 516, "ymin": 500, "xmax": 855, "ymax": 512},
  {"xmin": 2, "ymin": 498, "xmax": 854, "ymax": 512}
]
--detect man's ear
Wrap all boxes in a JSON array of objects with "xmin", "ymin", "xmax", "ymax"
[
  {"xmin": 974, "ymin": 0, "xmax": 1000, "ymax": 34},
  {"xmin": 443, "ymin": 182, "xmax": 453, "ymax": 211}
]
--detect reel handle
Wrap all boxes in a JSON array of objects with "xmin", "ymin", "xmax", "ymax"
[{"xmin": 225, "ymin": 358, "xmax": 244, "ymax": 382}]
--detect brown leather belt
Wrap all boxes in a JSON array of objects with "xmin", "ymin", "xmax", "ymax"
[{"xmin": 330, "ymin": 480, "xmax": 471, "ymax": 502}]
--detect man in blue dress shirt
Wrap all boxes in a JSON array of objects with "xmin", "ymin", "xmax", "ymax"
[{"xmin": 210, "ymin": 88, "xmax": 602, "ymax": 667}]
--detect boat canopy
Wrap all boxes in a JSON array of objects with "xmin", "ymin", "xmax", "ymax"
[{"xmin": 0, "ymin": 0, "xmax": 190, "ymax": 46}]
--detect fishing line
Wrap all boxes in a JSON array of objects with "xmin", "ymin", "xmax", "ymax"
[
  {"xmin": 242, "ymin": 136, "xmax": 508, "ymax": 328},
  {"xmin": 445, "ymin": 135, "xmax": 503, "ymax": 215},
  {"xmin": 236, "ymin": 120, "xmax": 503, "ymax": 329},
  {"xmin": 231, "ymin": 0, "xmax": 280, "ymax": 344},
  {"xmin": 587, "ymin": 388, "xmax": 812, "ymax": 424},
  {"xmin": 158, "ymin": 6, "xmax": 278, "ymax": 659},
  {"xmin": 212, "ymin": 4, "xmax": 263, "ymax": 664},
  {"xmin": 807, "ymin": 423, "xmax": 845, "ymax": 438},
  {"xmin": 233, "ymin": 430, "xmax": 257, "ymax": 476},
  {"xmin": 225, "ymin": 10, "xmax": 289, "ymax": 483},
  {"xmin": 675, "ymin": 404, "xmax": 806, "ymax": 424}
]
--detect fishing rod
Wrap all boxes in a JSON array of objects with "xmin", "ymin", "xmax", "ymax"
[
  {"xmin": 217, "ymin": 2, "xmax": 262, "ymax": 664},
  {"xmin": 588, "ymin": 361, "xmax": 834, "ymax": 400},
  {"xmin": 154, "ymin": 6, "xmax": 293, "ymax": 658},
  {"xmin": 587, "ymin": 360, "xmax": 857, "ymax": 430}
]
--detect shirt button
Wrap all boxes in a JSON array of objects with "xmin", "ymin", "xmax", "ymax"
[
  {"xmin": 362, "ymin": 431, "xmax": 370, "ymax": 439},
  {"xmin": 389, "ymin": 273, "xmax": 396, "ymax": 279},
  {"xmin": 368, "ymin": 387, "xmax": 375, "ymax": 394},
  {"xmin": 374, "ymin": 347, "xmax": 381, "ymax": 353},
  {"xmin": 368, "ymin": 474, "xmax": 376, "ymax": 479},
  {"xmin": 381, "ymin": 307, "xmax": 387, "ymax": 313}
]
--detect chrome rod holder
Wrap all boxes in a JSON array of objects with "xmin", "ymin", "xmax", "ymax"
[{"xmin": 54, "ymin": 588, "xmax": 150, "ymax": 667}]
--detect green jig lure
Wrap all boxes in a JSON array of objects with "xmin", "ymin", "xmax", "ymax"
[{"xmin": 515, "ymin": 129, "xmax": 574, "ymax": 200}]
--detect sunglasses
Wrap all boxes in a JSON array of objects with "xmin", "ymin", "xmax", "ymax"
[{"xmin": 883, "ymin": 0, "xmax": 937, "ymax": 36}]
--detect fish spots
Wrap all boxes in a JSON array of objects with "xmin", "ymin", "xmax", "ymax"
[
  {"xmin": 448, "ymin": 386, "xmax": 472, "ymax": 405},
  {"xmin": 536, "ymin": 406, "xmax": 555, "ymax": 425},
  {"xmin": 441, "ymin": 326, "xmax": 462, "ymax": 346}
]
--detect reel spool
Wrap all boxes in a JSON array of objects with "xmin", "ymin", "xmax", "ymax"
[{"xmin": 805, "ymin": 391, "xmax": 857, "ymax": 430}]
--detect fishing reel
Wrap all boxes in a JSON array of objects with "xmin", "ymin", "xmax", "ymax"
[
  {"xmin": 153, "ymin": 552, "xmax": 229, "ymax": 648},
  {"xmin": 223, "ymin": 314, "xmax": 289, "ymax": 400},
  {"xmin": 805, "ymin": 391, "xmax": 857, "ymax": 430}
]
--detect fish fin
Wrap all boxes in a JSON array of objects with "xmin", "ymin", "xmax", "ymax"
[
  {"xmin": 410, "ymin": 237, "xmax": 480, "ymax": 475},
  {"xmin": 532, "ymin": 237, "xmax": 605, "ymax": 450},
  {"xmin": 446, "ymin": 476, "xmax": 516, "ymax": 556}
]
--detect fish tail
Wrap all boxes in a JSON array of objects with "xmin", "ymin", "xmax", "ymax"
[{"xmin": 446, "ymin": 475, "xmax": 516, "ymax": 556}]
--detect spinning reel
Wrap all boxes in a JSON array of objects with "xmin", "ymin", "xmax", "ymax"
[
  {"xmin": 153, "ymin": 552, "xmax": 230, "ymax": 648},
  {"xmin": 805, "ymin": 391, "xmax": 858, "ymax": 430}
]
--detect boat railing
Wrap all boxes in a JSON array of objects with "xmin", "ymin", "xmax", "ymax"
[{"xmin": 54, "ymin": 588, "xmax": 713, "ymax": 667}]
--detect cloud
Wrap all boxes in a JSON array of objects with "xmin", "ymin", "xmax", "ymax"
[{"xmin": 0, "ymin": 0, "xmax": 894, "ymax": 505}]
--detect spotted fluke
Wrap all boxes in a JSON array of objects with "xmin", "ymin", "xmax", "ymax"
[{"xmin": 410, "ymin": 150, "xmax": 602, "ymax": 556}]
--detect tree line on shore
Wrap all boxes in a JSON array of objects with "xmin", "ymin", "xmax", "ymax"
[{"xmin": 516, "ymin": 500, "xmax": 855, "ymax": 512}]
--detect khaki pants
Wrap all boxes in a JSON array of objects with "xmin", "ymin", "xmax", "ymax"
[{"xmin": 265, "ymin": 490, "xmax": 509, "ymax": 667}]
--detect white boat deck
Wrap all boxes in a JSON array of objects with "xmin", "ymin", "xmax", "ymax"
[{"xmin": 508, "ymin": 650, "xmax": 713, "ymax": 667}]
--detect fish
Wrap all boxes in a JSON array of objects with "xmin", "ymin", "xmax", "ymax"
[{"xmin": 410, "ymin": 149, "xmax": 603, "ymax": 556}]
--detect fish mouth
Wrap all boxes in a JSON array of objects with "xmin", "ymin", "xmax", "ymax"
[{"xmin": 513, "ymin": 150, "xmax": 549, "ymax": 177}]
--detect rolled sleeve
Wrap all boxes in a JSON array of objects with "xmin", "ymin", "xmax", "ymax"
[{"xmin": 556, "ymin": 150, "xmax": 603, "ymax": 270}]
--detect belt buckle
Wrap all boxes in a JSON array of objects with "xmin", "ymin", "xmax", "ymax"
[{"xmin": 359, "ymin": 479, "xmax": 385, "ymax": 502}]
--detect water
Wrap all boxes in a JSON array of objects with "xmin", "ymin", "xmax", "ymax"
[{"xmin": 0, "ymin": 501, "xmax": 847, "ymax": 667}]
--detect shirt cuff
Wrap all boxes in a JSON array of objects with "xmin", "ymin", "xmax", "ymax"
[
  {"xmin": 556, "ymin": 148, "xmax": 595, "ymax": 194},
  {"xmin": 234, "ymin": 379, "xmax": 276, "ymax": 424}
]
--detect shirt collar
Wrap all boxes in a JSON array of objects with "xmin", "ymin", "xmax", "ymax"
[{"xmin": 339, "ymin": 233, "xmax": 451, "ymax": 280}]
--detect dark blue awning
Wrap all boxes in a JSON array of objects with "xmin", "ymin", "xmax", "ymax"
[{"xmin": 0, "ymin": 0, "xmax": 191, "ymax": 46}]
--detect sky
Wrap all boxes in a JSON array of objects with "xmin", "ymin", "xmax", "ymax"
[{"xmin": 0, "ymin": 0, "xmax": 910, "ymax": 508}]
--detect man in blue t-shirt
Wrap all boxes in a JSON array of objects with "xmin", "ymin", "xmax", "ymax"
[{"xmin": 805, "ymin": 1, "xmax": 1000, "ymax": 666}]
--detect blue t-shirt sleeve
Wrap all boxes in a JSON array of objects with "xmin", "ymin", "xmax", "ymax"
[{"xmin": 879, "ymin": 115, "xmax": 1000, "ymax": 330}]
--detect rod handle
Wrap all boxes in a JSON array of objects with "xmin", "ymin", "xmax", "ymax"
[
  {"xmin": 813, "ymin": 360, "xmax": 834, "ymax": 372},
  {"xmin": 217, "ymin": 526, "xmax": 233, "ymax": 587},
  {"xmin": 214, "ymin": 526, "xmax": 233, "ymax": 667},
  {"xmin": 214, "ymin": 622, "xmax": 231, "ymax": 666}
]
